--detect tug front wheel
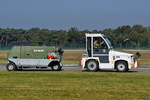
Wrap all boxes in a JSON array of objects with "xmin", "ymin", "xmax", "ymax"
[
  {"xmin": 86, "ymin": 60, "xmax": 99, "ymax": 72},
  {"xmin": 116, "ymin": 61, "xmax": 128, "ymax": 72}
]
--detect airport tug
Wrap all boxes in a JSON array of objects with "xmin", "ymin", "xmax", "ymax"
[{"xmin": 81, "ymin": 33, "xmax": 140, "ymax": 72}]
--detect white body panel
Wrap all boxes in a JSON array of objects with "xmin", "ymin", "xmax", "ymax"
[
  {"xmin": 81, "ymin": 49, "xmax": 137, "ymax": 70},
  {"xmin": 8, "ymin": 58, "xmax": 59, "ymax": 67}
]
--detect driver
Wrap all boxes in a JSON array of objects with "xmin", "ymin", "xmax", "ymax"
[{"xmin": 94, "ymin": 40, "xmax": 105, "ymax": 49}]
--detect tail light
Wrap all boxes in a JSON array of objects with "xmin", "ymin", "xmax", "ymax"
[{"xmin": 47, "ymin": 55, "xmax": 54, "ymax": 59}]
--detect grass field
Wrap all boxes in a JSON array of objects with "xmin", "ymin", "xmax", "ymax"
[
  {"xmin": 0, "ymin": 50, "xmax": 150, "ymax": 100},
  {"xmin": 0, "ymin": 49, "xmax": 150, "ymax": 65},
  {"xmin": 0, "ymin": 72, "xmax": 150, "ymax": 100},
  {"xmin": 0, "ymin": 51, "xmax": 8, "ymax": 64}
]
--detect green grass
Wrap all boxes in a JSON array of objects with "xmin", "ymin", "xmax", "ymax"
[
  {"xmin": 0, "ymin": 72, "xmax": 150, "ymax": 100},
  {"xmin": 0, "ymin": 59, "xmax": 8, "ymax": 64},
  {"xmin": 140, "ymin": 60, "xmax": 150, "ymax": 66}
]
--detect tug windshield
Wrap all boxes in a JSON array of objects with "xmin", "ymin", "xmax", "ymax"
[{"xmin": 104, "ymin": 37, "xmax": 113, "ymax": 49}]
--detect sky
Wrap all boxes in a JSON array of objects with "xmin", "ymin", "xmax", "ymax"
[{"xmin": 0, "ymin": 0, "xmax": 150, "ymax": 30}]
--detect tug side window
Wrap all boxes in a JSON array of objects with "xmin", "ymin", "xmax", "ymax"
[
  {"xmin": 93, "ymin": 37, "xmax": 108, "ymax": 49},
  {"xmin": 87, "ymin": 37, "xmax": 91, "ymax": 57}
]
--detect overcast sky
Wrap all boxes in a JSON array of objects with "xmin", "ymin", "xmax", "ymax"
[{"xmin": 0, "ymin": 0, "xmax": 150, "ymax": 30}]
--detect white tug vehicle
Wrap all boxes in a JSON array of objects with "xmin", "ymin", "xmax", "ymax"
[{"xmin": 81, "ymin": 33, "xmax": 140, "ymax": 72}]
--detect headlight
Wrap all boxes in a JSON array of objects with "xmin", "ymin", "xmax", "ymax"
[{"xmin": 131, "ymin": 56, "xmax": 135, "ymax": 63}]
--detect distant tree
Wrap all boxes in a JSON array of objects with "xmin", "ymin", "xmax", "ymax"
[
  {"xmin": 80, "ymin": 30, "xmax": 90, "ymax": 46},
  {"xmin": 0, "ymin": 24, "xmax": 150, "ymax": 48},
  {"xmin": 92, "ymin": 30, "xmax": 99, "ymax": 33},
  {"xmin": 144, "ymin": 27, "xmax": 150, "ymax": 45},
  {"xmin": 67, "ymin": 27, "xmax": 80, "ymax": 46},
  {"xmin": 132, "ymin": 24, "xmax": 146, "ymax": 33},
  {"xmin": 57, "ymin": 30, "xmax": 67, "ymax": 46}
]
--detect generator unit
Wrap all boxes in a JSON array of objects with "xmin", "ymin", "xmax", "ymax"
[{"xmin": 7, "ymin": 46, "xmax": 63, "ymax": 71}]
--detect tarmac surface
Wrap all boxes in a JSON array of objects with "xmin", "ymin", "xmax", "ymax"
[{"xmin": 0, "ymin": 64, "xmax": 150, "ymax": 73}]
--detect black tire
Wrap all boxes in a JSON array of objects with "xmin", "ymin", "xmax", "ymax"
[
  {"xmin": 116, "ymin": 61, "xmax": 128, "ymax": 72},
  {"xmin": 52, "ymin": 64, "xmax": 62, "ymax": 71},
  {"xmin": 86, "ymin": 60, "xmax": 99, "ymax": 72},
  {"xmin": 6, "ymin": 63, "xmax": 16, "ymax": 71}
]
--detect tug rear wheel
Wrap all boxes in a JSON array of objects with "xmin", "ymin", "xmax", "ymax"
[{"xmin": 86, "ymin": 60, "xmax": 99, "ymax": 72}]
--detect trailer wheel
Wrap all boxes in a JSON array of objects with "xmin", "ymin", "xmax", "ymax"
[
  {"xmin": 86, "ymin": 60, "xmax": 99, "ymax": 72},
  {"xmin": 116, "ymin": 61, "xmax": 128, "ymax": 72},
  {"xmin": 52, "ymin": 64, "xmax": 62, "ymax": 71},
  {"xmin": 6, "ymin": 63, "xmax": 16, "ymax": 71}
]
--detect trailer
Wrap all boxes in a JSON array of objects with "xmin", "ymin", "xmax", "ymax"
[
  {"xmin": 81, "ymin": 33, "xmax": 140, "ymax": 72},
  {"xmin": 7, "ymin": 46, "xmax": 63, "ymax": 71}
]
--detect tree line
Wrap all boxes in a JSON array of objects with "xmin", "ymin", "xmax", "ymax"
[{"xmin": 0, "ymin": 24, "xmax": 150, "ymax": 48}]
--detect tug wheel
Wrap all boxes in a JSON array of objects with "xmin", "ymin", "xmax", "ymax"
[
  {"xmin": 116, "ymin": 61, "xmax": 128, "ymax": 72},
  {"xmin": 86, "ymin": 60, "xmax": 99, "ymax": 72}
]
